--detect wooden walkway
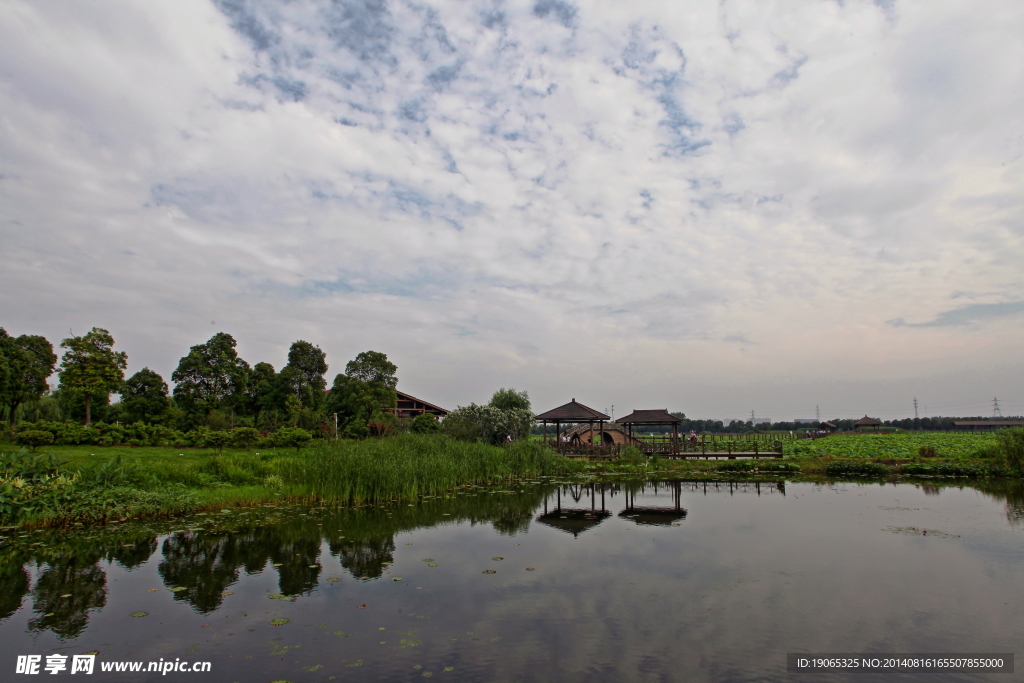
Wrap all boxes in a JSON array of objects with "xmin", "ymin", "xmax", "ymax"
[{"xmin": 555, "ymin": 440, "xmax": 784, "ymax": 460}]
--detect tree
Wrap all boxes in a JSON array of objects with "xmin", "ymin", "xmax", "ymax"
[
  {"xmin": 0, "ymin": 329, "xmax": 58, "ymax": 429},
  {"xmin": 280, "ymin": 341, "xmax": 328, "ymax": 411},
  {"xmin": 245, "ymin": 362, "xmax": 281, "ymax": 416},
  {"xmin": 489, "ymin": 388, "xmax": 531, "ymax": 412},
  {"xmin": 58, "ymin": 328, "xmax": 126, "ymax": 426},
  {"xmin": 442, "ymin": 388, "xmax": 533, "ymax": 445},
  {"xmin": 326, "ymin": 351, "xmax": 399, "ymax": 435},
  {"xmin": 345, "ymin": 351, "xmax": 397, "ymax": 388},
  {"xmin": 119, "ymin": 368, "xmax": 173, "ymax": 424},
  {"xmin": 171, "ymin": 333, "xmax": 250, "ymax": 424}
]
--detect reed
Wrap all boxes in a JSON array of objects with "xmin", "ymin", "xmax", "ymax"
[{"xmin": 285, "ymin": 433, "xmax": 581, "ymax": 503}]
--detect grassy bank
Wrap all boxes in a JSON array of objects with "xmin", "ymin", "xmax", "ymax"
[{"xmin": 0, "ymin": 435, "xmax": 584, "ymax": 527}]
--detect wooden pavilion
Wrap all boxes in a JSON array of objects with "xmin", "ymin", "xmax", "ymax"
[
  {"xmin": 534, "ymin": 399, "xmax": 610, "ymax": 451},
  {"xmin": 854, "ymin": 416, "xmax": 882, "ymax": 432},
  {"xmin": 617, "ymin": 409, "xmax": 684, "ymax": 455}
]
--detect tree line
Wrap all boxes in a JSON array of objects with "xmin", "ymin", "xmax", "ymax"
[{"xmin": 0, "ymin": 327, "xmax": 404, "ymax": 438}]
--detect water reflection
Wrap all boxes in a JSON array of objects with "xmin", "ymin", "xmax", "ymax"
[{"xmin": 0, "ymin": 476, "xmax": 1019, "ymax": 643}]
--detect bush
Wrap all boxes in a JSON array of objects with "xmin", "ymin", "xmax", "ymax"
[
  {"xmin": 15, "ymin": 430, "xmax": 55, "ymax": 452},
  {"xmin": 205, "ymin": 430, "xmax": 233, "ymax": 455},
  {"xmin": 273, "ymin": 427, "xmax": 313, "ymax": 453},
  {"xmin": 233, "ymin": 427, "xmax": 260, "ymax": 449},
  {"xmin": 410, "ymin": 413, "xmax": 440, "ymax": 434},
  {"xmin": 995, "ymin": 427, "xmax": 1024, "ymax": 471},
  {"xmin": 618, "ymin": 446, "xmax": 647, "ymax": 465}
]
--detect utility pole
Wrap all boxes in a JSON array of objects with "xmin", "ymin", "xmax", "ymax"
[
  {"xmin": 993, "ymin": 397, "xmax": 1003, "ymax": 418},
  {"xmin": 611, "ymin": 405, "xmax": 615, "ymax": 422},
  {"xmin": 913, "ymin": 397, "xmax": 919, "ymax": 420}
]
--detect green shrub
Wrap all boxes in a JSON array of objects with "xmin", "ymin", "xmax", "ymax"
[
  {"xmin": 273, "ymin": 427, "xmax": 313, "ymax": 453},
  {"xmin": 233, "ymin": 427, "xmax": 260, "ymax": 450},
  {"xmin": 618, "ymin": 446, "xmax": 646, "ymax": 465},
  {"xmin": 15, "ymin": 430, "xmax": 55, "ymax": 452},
  {"xmin": 411, "ymin": 413, "xmax": 440, "ymax": 434},
  {"xmin": 205, "ymin": 430, "xmax": 232, "ymax": 455}
]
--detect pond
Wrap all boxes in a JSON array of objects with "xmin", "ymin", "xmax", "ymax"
[{"xmin": 1, "ymin": 477, "xmax": 1022, "ymax": 682}]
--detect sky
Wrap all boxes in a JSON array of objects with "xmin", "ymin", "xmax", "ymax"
[{"xmin": 1, "ymin": 0, "xmax": 1022, "ymax": 422}]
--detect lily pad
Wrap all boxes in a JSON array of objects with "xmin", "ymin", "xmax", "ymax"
[
  {"xmin": 428, "ymin": 563, "xmax": 439, "ymax": 567},
  {"xmin": 482, "ymin": 570, "xmax": 496, "ymax": 574},
  {"xmin": 269, "ymin": 618, "xmax": 290, "ymax": 626},
  {"xmin": 130, "ymin": 611, "xmax": 149, "ymax": 617},
  {"xmin": 169, "ymin": 586, "xmax": 188, "ymax": 592},
  {"xmin": 392, "ymin": 577, "xmax": 403, "ymax": 581},
  {"xmin": 525, "ymin": 568, "xmax": 535, "ymax": 571},
  {"xmin": 271, "ymin": 563, "xmax": 283, "ymax": 567},
  {"xmin": 491, "ymin": 557, "xmax": 504, "ymax": 561},
  {"xmin": 327, "ymin": 577, "xmax": 341, "ymax": 582},
  {"xmin": 222, "ymin": 591, "xmax": 234, "ymax": 596}
]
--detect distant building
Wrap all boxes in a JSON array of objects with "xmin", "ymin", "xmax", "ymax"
[{"xmin": 794, "ymin": 419, "xmax": 817, "ymax": 424}]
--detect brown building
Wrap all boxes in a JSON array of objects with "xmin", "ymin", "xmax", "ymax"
[{"xmin": 394, "ymin": 390, "xmax": 449, "ymax": 419}]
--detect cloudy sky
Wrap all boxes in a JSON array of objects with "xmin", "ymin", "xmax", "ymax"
[{"xmin": 2, "ymin": 0, "xmax": 1022, "ymax": 421}]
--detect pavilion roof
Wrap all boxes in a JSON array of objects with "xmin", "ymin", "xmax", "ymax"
[
  {"xmin": 535, "ymin": 509, "xmax": 611, "ymax": 537},
  {"xmin": 534, "ymin": 399, "xmax": 609, "ymax": 421},
  {"xmin": 854, "ymin": 416, "xmax": 882, "ymax": 426},
  {"xmin": 617, "ymin": 409, "xmax": 682, "ymax": 425}
]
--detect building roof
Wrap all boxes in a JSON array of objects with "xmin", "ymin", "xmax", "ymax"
[
  {"xmin": 395, "ymin": 390, "xmax": 449, "ymax": 416},
  {"xmin": 854, "ymin": 416, "xmax": 882, "ymax": 426},
  {"xmin": 952, "ymin": 420, "xmax": 1024, "ymax": 427},
  {"xmin": 617, "ymin": 409, "xmax": 683, "ymax": 425},
  {"xmin": 534, "ymin": 399, "xmax": 610, "ymax": 421}
]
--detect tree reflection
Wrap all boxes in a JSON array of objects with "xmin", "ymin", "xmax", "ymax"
[
  {"xmin": 28, "ymin": 558, "xmax": 107, "ymax": 640},
  {"xmin": 0, "ymin": 560, "xmax": 30, "ymax": 621}
]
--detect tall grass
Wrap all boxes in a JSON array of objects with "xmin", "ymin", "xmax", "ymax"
[{"xmin": 286, "ymin": 433, "xmax": 582, "ymax": 502}]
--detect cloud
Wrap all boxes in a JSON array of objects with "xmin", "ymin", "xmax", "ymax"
[
  {"xmin": 887, "ymin": 302, "xmax": 1024, "ymax": 328},
  {"xmin": 1, "ymin": 0, "xmax": 1023, "ymax": 419}
]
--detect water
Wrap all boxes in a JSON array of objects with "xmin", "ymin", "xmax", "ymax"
[{"xmin": 1, "ymin": 477, "xmax": 1022, "ymax": 682}]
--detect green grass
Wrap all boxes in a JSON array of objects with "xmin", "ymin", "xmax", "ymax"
[{"xmin": 2, "ymin": 435, "xmax": 583, "ymax": 526}]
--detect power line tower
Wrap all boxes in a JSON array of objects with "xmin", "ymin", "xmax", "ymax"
[
  {"xmin": 751, "ymin": 410, "xmax": 755, "ymax": 424},
  {"xmin": 815, "ymin": 405, "xmax": 820, "ymax": 421},
  {"xmin": 993, "ymin": 397, "xmax": 1003, "ymax": 418},
  {"xmin": 913, "ymin": 397, "xmax": 919, "ymax": 420}
]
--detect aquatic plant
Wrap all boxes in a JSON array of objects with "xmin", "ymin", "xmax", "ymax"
[
  {"xmin": 287, "ymin": 434, "xmax": 581, "ymax": 502},
  {"xmin": 785, "ymin": 433, "xmax": 997, "ymax": 460},
  {"xmin": 824, "ymin": 461, "xmax": 890, "ymax": 477}
]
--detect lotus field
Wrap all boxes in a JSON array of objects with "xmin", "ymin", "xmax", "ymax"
[{"xmin": 783, "ymin": 433, "xmax": 997, "ymax": 460}]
